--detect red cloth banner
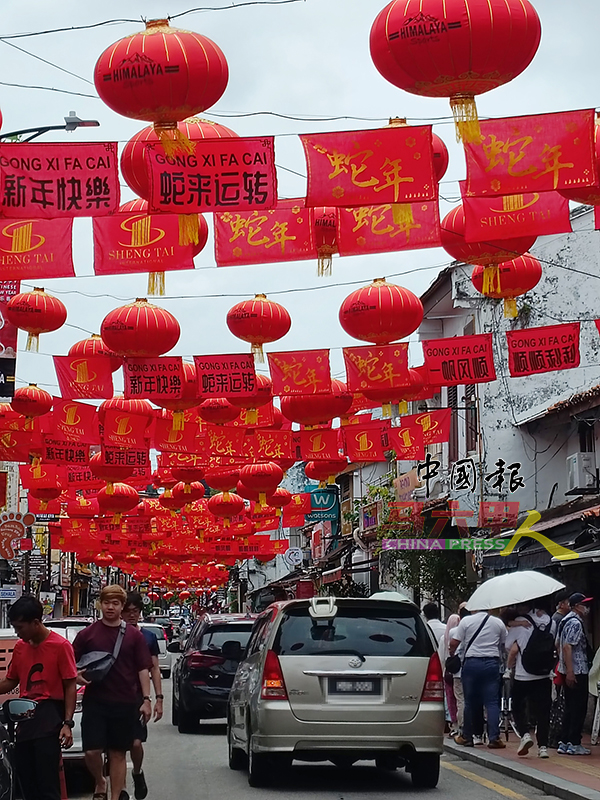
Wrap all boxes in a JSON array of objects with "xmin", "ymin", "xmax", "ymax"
[
  {"xmin": 287, "ymin": 493, "xmax": 312, "ymax": 515},
  {"xmin": 19, "ymin": 463, "xmax": 64, "ymax": 489},
  {"xmin": 101, "ymin": 447, "xmax": 150, "ymax": 468},
  {"xmin": 52, "ymin": 399, "xmax": 100, "ymax": 444},
  {"xmin": 146, "ymin": 137, "xmax": 277, "ymax": 213},
  {"xmin": 299, "ymin": 430, "xmax": 341, "ymax": 461},
  {"xmin": 194, "ymin": 354, "xmax": 256, "ymax": 399},
  {"xmin": 230, "ymin": 403, "xmax": 275, "ymax": 429},
  {"xmin": 93, "ymin": 209, "xmax": 195, "ymax": 277},
  {"xmin": 282, "ymin": 512, "xmax": 306, "ymax": 528},
  {"xmin": 506, "ymin": 323, "xmax": 580, "ymax": 377},
  {"xmin": 65, "ymin": 466, "xmax": 103, "ymax": 489},
  {"xmin": 0, "ymin": 281, "xmax": 20, "ymax": 359},
  {"xmin": 152, "ymin": 417, "xmax": 206, "ymax": 454},
  {"xmin": 214, "ymin": 199, "xmax": 314, "ymax": 267},
  {"xmin": 43, "ymin": 437, "xmax": 90, "ymax": 465},
  {"xmin": 301, "ymin": 126, "xmax": 436, "ymax": 206},
  {"xmin": 400, "ymin": 410, "xmax": 452, "ymax": 446},
  {"xmin": 337, "ymin": 201, "xmax": 441, "ymax": 256},
  {"xmin": 268, "ymin": 350, "xmax": 331, "ymax": 396},
  {"xmin": 343, "ymin": 344, "xmax": 410, "ymax": 393},
  {"xmin": 102, "ymin": 408, "xmax": 151, "ymax": 449},
  {"xmin": 253, "ymin": 429, "xmax": 294, "ymax": 460},
  {"xmin": 464, "ymin": 110, "xmax": 597, "ymax": 196},
  {"xmin": 344, "ymin": 425, "xmax": 387, "ymax": 462},
  {"xmin": 158, "ymin": 452, "xmax": 207, "ymax": 471},
  {"xmin": 386, "ymin": 425, "xmax": 425, "ymax": 461},
  {"xmin": 54, "ymin": 356, "xmax": 114, "ymax": 400},
  {"xmin": 0, "ymin": 219, "xmax": 74, "ymax": 279},
  {"xmin": 123, "ymin": 357, "xmax": 183, "ymax": 401},
  {"xmin": 423, "ymin": 334, "xmax": 496, "ymax": 385},
  {"xmin": 206, "ymin": 425, "xmax": 247, "ymax": 459},
  {"xmin": 0, "ymin": 143, "xmax": 120, "ymax": 217}
]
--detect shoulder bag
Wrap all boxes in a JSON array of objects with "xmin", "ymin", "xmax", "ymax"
[
  {"xmin": 445, "ymin": 614, "xmax": 489, "ymax": 675},
  {"xmin": 76, "ymin": 620, "xmax": 127, "ymax": 683}
]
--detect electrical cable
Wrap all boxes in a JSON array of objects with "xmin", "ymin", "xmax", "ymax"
[
  {"xmin": 0, "ymin": 39, "xmax": 95, "ymax": 85},
  {"xmin": 0, "ymin": 81, "xmax": 97, "ymax": 98}
]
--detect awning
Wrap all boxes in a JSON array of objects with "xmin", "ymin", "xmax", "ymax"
[{"xmin": 484, "ymin": 529, "xmax": 594, "ymax": 572}]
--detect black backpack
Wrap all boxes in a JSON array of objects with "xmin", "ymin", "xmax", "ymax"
[{"xmin": 520, "ymin": 614, "xmax": 556, "ymax": 676}]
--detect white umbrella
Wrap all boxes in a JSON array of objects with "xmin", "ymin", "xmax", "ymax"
[{"xmin": 465, "ymin": 571, "xmax": 565, "ymax": 611}]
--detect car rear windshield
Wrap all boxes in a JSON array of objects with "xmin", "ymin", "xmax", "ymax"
[
  {"xmin": 199, "ymin": 624, "xmax": 253, "ymax": 655},
  {"xmin": 273, "ymin": 603, "xmax": 434, "ymax": 658}
]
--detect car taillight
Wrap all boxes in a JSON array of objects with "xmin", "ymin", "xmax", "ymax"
[
  {"xmin": 186, "ymin": 651, "xmax": 225, "ymax": 669},
  {"xmin": 421, "ymin": 652, "xmax": 444, "ymax": 702},
  {"xmin": 261, "ymin": 650, "xmax": 288, "ymax": 700}
]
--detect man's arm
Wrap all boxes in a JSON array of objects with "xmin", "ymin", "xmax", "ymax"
[
  {"xmin": 506, "ymin": 642, "xmax": 519, "ymax": 670},
  {"xmin": 150, "ymin": 655, "xmax": 163, "ymax": 721},
  {"xmin": 138, "ymin": 668, "xmax": 152, "ymax": 723},
  {"xmin": 448, "ymin": 637, "xmax": 461, "ymax": 657},
  {"xmin": 563, "ymin": 642, "xmax": 576, "ymax": 686},
  {"xmin": 60, "ymin": 678, "xmax": 77, "ymax": 749},
  {"xmin": 0, "ymin": 678, "xmax": 18, "ymax": 695}
]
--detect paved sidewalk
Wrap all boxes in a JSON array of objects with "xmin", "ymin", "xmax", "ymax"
[{"xmin": 444, "ymin": 736, "xmax": 600, "ymax": 800}]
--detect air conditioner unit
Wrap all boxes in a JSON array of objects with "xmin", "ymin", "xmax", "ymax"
[{"xmin": 566, "ymin": 452, "xmax": 597, "ymax": 492}]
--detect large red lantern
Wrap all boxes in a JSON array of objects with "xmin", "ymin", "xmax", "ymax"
[
  {"xmin": 95, "ymin": 551, "xmax": 114, "ymax": 568},
  {"xmin": 197, "ymin": 398, "xmax": 240, "ymax": 425},
  {"xmin": 69, "ymin": 334, "xmax": 122, "ymax": 373},
  {"xmin": 226, "ymin": 295, "xmax": 291, "ymax": 362},
  {"xmin": 173, "ymin": 481, "xmax": 205, "ymax": 505},
  {"xmin": 266, "ymin": 487, "xmax": 292, "ymax": 516},
  {"xmin": 228, "ymin": 374, "xmax": 273, "ymax": 424},
  {"xmin": 207, "ymin": 492, "xmax": 245, "ymax": 527},
  {"xmin": 171, "ymin": 466, "xmax": 205, "ymax": 488},
  {"xmin": 89, "ymin": 452, "xmax": 134, "ymax": 494},
  {"xmin": 313, "ymin": 207, "xmax": 338, "ymax": 277},
  {"xmin": 100, "ymin": 298, "xmax": 180, "ymax": 357},
  {"xmin": 339, "ymin": 278, "xmax": 423, "ymax": 344},
  {"xmin": 362, "ymin": 368, "xmax": 422, "ymax": 417},
  {"xmin": 153, "ymin": 362, "xmax": 199, "ymax": 431},
  {"xmin": 280, "ymin": 379, "xmax": 353, "ymax": 427},
  {"xmin": 29, "ymin": 481, "xmax": 62, "ymax": 511},
  {"xmin": 11, "ymin": 385, "xmax": 52, "ymax": 420},
  {"xmin": 239, "ymin": 462, "xmax": 284, "ymax": 507},
  {"xmin": 6, "ymin": 288, "xmax": 67, "ymax": 352},
  {"xmin": 305, "ymin": 458, "xmax": 348, "ymax": 487},
  {"xmin": 97, "ymin": 396, "xmax": 154, "ymax": 426},
  {"xmin": 98, "ymin": 483, "xmax": 139, "ymax": 523},
  {"xmin": 370, "ymin": 0, "xmax": 541, "ymax": 142},
  {"xmin": 159, "ymin": 489, "xmax": 184, "ymax": 514},
  {"xmin": 205, "ymin": 467, "xmax": 240, "ymax": 497},
  {"xmin": 471, "ymin": 253, "xmax": 543, "ymax": 318}
]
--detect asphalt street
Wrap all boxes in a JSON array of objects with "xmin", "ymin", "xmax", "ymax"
[{"xmin": 67, "ymin": 679, "xmax": 561, "ymax": 800}]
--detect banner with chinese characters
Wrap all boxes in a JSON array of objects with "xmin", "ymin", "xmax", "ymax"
[
  {"xmin": 101, "ymin": 408, "xmax": 151, "ymax": 450},
  {"xmin": 146, "ymin": 137, "xmax": 277, "ymax": 213},
  {"xmin": 0, "ymin": 219, "xmax": 74, "ymax": 279},
  {"xmin": 423, "ymin": 334, "xmax": 496, "ymax": 386},
  {"xmin": 399, "ymin": 410, "xmax": 452, "ymax": 446},
  {"xmin": 101, "ymin": 447, "xmax": 150, "ymax": 469},
  {"xmin": 42, "ymin": 438, "xmax": 90, "ymax": 465},
  {"xmin": 337, "ymin": 201, "xmax": 441, "ymax": 256},
  {"xmin": 268, "ymin": 350, "xmax": 331, "ymax": 396},
  {"xmin": 301, "ymin": 126, "xmax": 436, "ymax": 206},
  {"xmin": 93, "ymin": 209, "xmax": 195, "ymax": 276},
  {"xmin": 344, "ymin": 425, "xmax": 387, "ymax": 462},
  {"xmin": 214, "ymin": 199, "xmax": 313, "ymax": 266},
  {"xmin": 343, "ymin": 343, "xmax": 410, "ymax": 393},
  {"xmin": 299, "ymin": 430, "xmax": 341, "ymax": 461},
  {"xmin": 194, "ymin": 354, "xmax": 256, "ymax": 399},
  {"xmin": 0, "ymin": 143, "xmax": 119, "ymax": 217},
  {"xmin": 386, "ymin": 425, "xmax": 425, "ymax": 461},
  {"xmin": 123, "ymin": 357, "xmax": 183, "ymax": 401},
  {"xmin": 463, "ymin": 110, "xmax": 597, "ymax": 196},
  {"xmin": 205, "ymin": 425, "xmax": 247, "ymax": 459},
  {"xmin": 0, "ymin": 281, "xmax": 19, "ymax": 360},
  {"xmin": 230, "ymin": 403, "xmax": 277, "ymax": 429},
  {"xmin": 52, "ymin": 398, "xmax": 100, "ymax": 444},
  {"xmin": 506, "ymin": 323, "xmax": 580, "ymax": 377},
  {"xmin": 54, "ymin": 355, "xmax": 114, "ymax": 400},
  {"xmin": 252, "ymin": 429, "xmax": 294, "ymax": 460}
]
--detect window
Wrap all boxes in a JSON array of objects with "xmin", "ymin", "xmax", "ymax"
[
  {"xmin": 579, "ymin": 421, "xmax": 595, "ymax": 453},
  {"xmin": 199, "ymin": 624, "xmax": 253, "ymax": 655},
  {"xmin": 246, "ymin": 612, "xmax": 274, "ymax": 656}
]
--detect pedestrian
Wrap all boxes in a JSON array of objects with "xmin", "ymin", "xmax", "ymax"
[
  {"xmin": 73, "ymin": 585, "xmax": 153, "ymax": 800},
  {"xmin": 552, "ymin": 590, "xmax": 571, "ymax": 628},
  {"xmin": 449, "ymin": 607, "xmax": 507, "ymax": 749},
  {"xmin": 0, "ymin": 595, "xmax": 77, "ymax": 800},
  {"xmin": 556, "ymin": 592, "xmax": 593, "ymax": 755},
  {"xmin": 122, "ymin": 592, "xmax": 164, "ymax": 800},
  {"xmin": 422, "ymin": 602, "xmax": 446, "ymax": 641},
  {"xmin": 439, "ymin": 614, "xmax": 460, "ymax": 737},
  {"xmin": 505, "ymin": 602, "xmax": 553, "ymax": 759}
]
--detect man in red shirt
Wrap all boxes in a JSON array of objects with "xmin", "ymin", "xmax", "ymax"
[
  {"xmin": 74, "ymin": 585, "xmax": 152, "ymax": 800},
  {"xmin": 0, "ymin": 594, "xmax": 77, "ymax": 800}
]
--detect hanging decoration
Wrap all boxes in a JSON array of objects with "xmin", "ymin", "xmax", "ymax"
[
  {"xmin": 226, "ymin": 294, "xmax": 291, "ymax": 363},
  {"xmin": 471, "ymin": 253, "xmax": 543, "ymax": 318},
  {"xmin": 97, "ymin": 483, "xmax": 139, "ymax": 524},
  {"xmin": 11, "ymin": 385, "xmax": 52, "ymax": 422},
  {"xmin": 153, "ymin": 362, "xmax": 200, "ymax": 431},
  {"xmin": 506, "ymin": 323, "xmax": 580, "ymax": 377},
  {"xmin": 423, "ymin": 333, "xmax": 497, "ymax": 385},
  {"xmin": 0, "ymin": 218, "xmax": 74, "ymax": 281},
  {"xmin": 339, "ymin": 278, "xmax": 423, "ymax": 344},
  {"xmin": 268, "ymin": 349, "xmax": 331, "ymax": 396},
  {"xmin": 195, "ymin": 353, "xmax": 257, "ymax": 399},
  {"xmin": 101, "ymin": 299, "xmax": 180, "ymax": 357},
  {"xmin": 239, "ymin": 462, "xmax": 284, "ymax": 508},
  {"xmin": 54, "ymin": 355, "xmax": 114, "ymax": 401},
  {"xmin": 280, "ymin": 380, "xmax": 352, "ymax": 427},
  {"xmin": 312, "ymin": 207, "xmax": 338, "ymax": 277},
  {"xmin": 68, "ymin": 335, "xmax": 122, "ymax": 373},
  {"xmin": 197, "ymin": 398, "xmax": 240, "ymax": 425},
  {"xmin": 7, "ymin": 287, "xmax": 67, "ymax": 352},
  {"xmin": 305, "ymin": 458, "xmax": 348, "ymax": 487},
  {"xmin": 226, "ymin": 374, "xmax": 273, "ymax": 425},
  {"xmin": 207, "ymin": 492, "xmax": 245, "ymax": 527}
]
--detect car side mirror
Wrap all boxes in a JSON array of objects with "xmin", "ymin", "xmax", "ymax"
[
  {"xmin": 3, "ymin": 698, "xmax": 37, "ymax": 722},
  {"xmin": 221, "ymin": 640, "xmax": 243, "ymax": 661},
  {"xmin": 167, "ymin": 641, "xmax": 182, "ymax": 654}
]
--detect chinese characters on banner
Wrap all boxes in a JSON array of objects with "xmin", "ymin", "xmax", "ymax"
[
  {"xmin": 214, "ymin": 199, "xmax": 314, "ymax": 266},
  {"xmin": 194, "ymin": 354, "xmax": 256, "ymax": 398},
  {"xmin": 301, "ymin": 126, "xmax": 436, "ymax": 206},
  {"xmin": 506, "ymin": 323, "xmax": 580, "ymax": 377},
  {"xmin": 0, "ymin": 219, "xmax": 74, "ymax": 279},
  {"xmin": 423, "ymin": 334, "xmax": 496, "ymax": 385},
  {"xmin": 343, "ymin": 343, "xmax": 409, "ymax": 392},
  {"xmin": 268, "ymin": 350, "xmax": 331, "ymax": 395},
  {"xmin": 337, "ymin": 201, "xmax": 441, "ymax": 256},
  {"xmin": 101, "ymin": 447, "xmax": 150, "ymax": 468},
  {"xmin": 123, "ymin": 357, "xmax": 183, "ymax": 401},
  {"xmin": 146, "ymin": 138, "xmax": 277, "ymax": 213},
  {"xmin": 54, "ymin": 355, "xmax": 114, "ymax": 400},
  {"xmin": 0, "ymin": 143, "xmax": 120, "ymax": 217},
  {"xmin": 43, "ymin": 438, "xmax": 89, "ymax": 465},
  {"xmin": 253, "ymin": 430, "xmax": 294, "ymax": 460},
  {"xmin": 463, "ymin": 110, "xmax": 597, "ymax": 196}
]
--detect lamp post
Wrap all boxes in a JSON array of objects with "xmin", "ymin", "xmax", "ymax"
[{"xmin": 0, "ymin": 111, "xmax": 100, "ymax": 142}]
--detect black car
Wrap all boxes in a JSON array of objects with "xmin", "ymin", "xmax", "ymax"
[{"xmin": 170, "ymin": 613, "xmax": 255, "ymax": 733}]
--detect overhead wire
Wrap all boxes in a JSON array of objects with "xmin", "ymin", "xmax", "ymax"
[{"xmin": 0, "ymin": 39, "xmax": 95, "ymax": 85}]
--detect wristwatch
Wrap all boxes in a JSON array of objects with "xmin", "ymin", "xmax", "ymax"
[
  {"xmin": 156, "ymin": 694, "xmax": 164, "ymax": 700},
  {"xmin": 62, "ymin": 720, "xmax": 75, "ymax": 729},
  {"xmin": 143, "ymin": 696, "xmax": 151, "ymax": 701}
]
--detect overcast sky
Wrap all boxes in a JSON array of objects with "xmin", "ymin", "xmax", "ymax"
[{"xmin": 1, "ymin": 0, "xmax": 598, "ymax": 394}]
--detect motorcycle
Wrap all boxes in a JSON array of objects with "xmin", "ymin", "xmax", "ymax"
[{"xmin": 0, "ymin": 698, "xmax": 37, "ymax": 800}]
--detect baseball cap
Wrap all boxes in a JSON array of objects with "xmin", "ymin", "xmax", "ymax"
[{"xmin": 569, "ymin": 592, "xmax": 593, "ymax": 607}]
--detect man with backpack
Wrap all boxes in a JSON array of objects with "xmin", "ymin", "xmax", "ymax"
[{"xmin": 505, "ymin": 603, "xmax": 554, "ymax": 758}]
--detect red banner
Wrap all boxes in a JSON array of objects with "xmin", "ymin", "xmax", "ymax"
[
  {"xmin": 230, "ymin": 403, "xmax": 276, "ymax": 429},
  {"xmin": 287, "ymin": 493, "xmax": 312, "ymax": 515},
  {"xmin": 102, "ymin": 408, "xmax": 151, "ymax": 449},
  {"xmin": 386, "ymin": 425, "xmax": 425, "ymax": 461},
  {"xmin": 146, "ymin": 137, "xmax": 277, "ymax": 213},
  {"xmin": 343, "ymin": 343, "xmax": 410, "ymax": 393},
  {"xmin": 0, "ymin": 143, "xmax": 120, "ymax": 217},
  {"xmin": 506, "ymin": 323, "xmax": 580, "ymax": 377},
  {"xmin": 423, "ymin": 334, "xmax": 496, "ymax": 386},
  {"xmin": 464, "ymin": 110, "xmax": 597, "ymax": 196},
  {"xmin": 0, "ymin": 218, "xmax": 74, "ymax": 279},
  {"xmin": 123, "ymin": 357, "xmax": 183, "ymax": 401},
  {"xmin": 43, "ymin": 437, "xmax": 89, "ymax": 465},
  {"xmin": 19, "ymin": 463, "xmax": 64, "ymax": 489},
  {"xmin": 253, "ymin": 429, "xmax": 294, "ymax": 460},
  {"xmin": 214, "ymin": 199, "xmax": 313, "ymax": 266},
  {"xmin": 101, "ymin": 447, "xmax": 150, "ymax": 468},
  {"xmin": 400, "ymin": 410, "xmax": 452, "ymax": 446},
  {"xmin": 299, "ymin": 429, "xmax": 341, "ymax": 461},
  {"xmin": 0, "ymin": 281, "xmax": 19, "ymax": 359},
  {"xmin": 344, "ymin": 425, "xmax": 387, "ymax": 462},
  {"xmin": 158, "ymin": 452, "xmax": 208, "ymax": 471},
  {"xmin": 302, "ymin": 126, "xmax": 436, "ymax": 206},
  {"xmin": 337, "ymin": 201, "xmax": 441, "ymax": 256},
  {"xmin": 52, "ymin": 399, "xmax": 100, "ymax": 444},
  {"xmin": 194, "ymin": 354, "xmax": 256, "ymax": 399},
  {"xmin": 54, "ymin": 356, "xmax": 114, "ymax": 400},
  {"xmin": 152, "ymin": 417, "xmax": 206, "ymax": 454},
  {"xmin": 93, "ymin": 209, "xmax": 195, "ymax": 276},
  {"xmin": 268, "ymin": 350, "xmax": 331, "ymax": 396},
  {"xmin": 206, "ymin": 425, "xmax": 246, "ymax": 459}
]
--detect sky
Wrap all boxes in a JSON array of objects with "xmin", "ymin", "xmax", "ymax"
[{"xmin": 0, "ymin": 0, "xmax": 599, "ymax": 394}]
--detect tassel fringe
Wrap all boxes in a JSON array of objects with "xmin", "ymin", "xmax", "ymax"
[
  {"xmin": 382, "ymin": 403, "xmax": 392, "ymax": 418},
  {"xmin": 482, "ymin": 265, "xmax": 502, "ymax": 295},
  {"xmin": 172, "ymin": 411, "xmax": 185, "ymax": 431},
  {"xmin": 178, "ymin": 214, "xmax": 200, "ymax": 246},
  {"xmin": 504, "ymin": 298, "xmax": 518, "ymax": 318},
  {"xmin": 398, "ymin": 401, "xmax": 408, "ymax": 416},
  {"xmin": 449, "ymin": 94, "xmax": 482, "ymax": 144},
  {"xmin": 147, "ymin": 271, "xmax": 166, "ymax": 296},
  {"xmin": 317, "ymin": 245, "xmax": 336, "ymax": 277},
  {"xmin": 26, "ymin": 333, "xmax": 39, "ymax": 353},
  {"xmin": 156, "ymin": 127, "xmax": 196, "ymax": 157},
  {"xmin": 251, "ymin": 342, "xmax": 265, "ymax": 363}
]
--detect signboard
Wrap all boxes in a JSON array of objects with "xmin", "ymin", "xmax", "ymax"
[
  {"xmin": 306, "ymin": 489, "xmax": 339, "ymax": 522},
  {"xmin": 283, "ymin": 547, "xmax": 304, "ymax": 567},
  {"xmin": 0, "ymin": 585, "xmax": 21, "ymax": 601}
]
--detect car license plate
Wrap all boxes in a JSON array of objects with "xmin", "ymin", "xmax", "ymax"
[{"xmin": 328, "ymin": 678, "xmax": 381, "ymax": 695}]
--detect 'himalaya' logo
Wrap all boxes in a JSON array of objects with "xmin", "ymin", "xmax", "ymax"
[
  {"xmin": 104, "ymin": 53, "xmax": 179, "ymax": 82},
  {"xmin": 389, "ymin": 12, "xmax": 461, "ymax": 41}
]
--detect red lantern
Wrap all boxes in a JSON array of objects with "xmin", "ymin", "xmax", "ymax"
[
  {"xmin": 159, "ymin": 489, "xmax": 183, "ymax": 513},
  {"xmin": 100, "ymin": 298, "xmax": 180, "ymax": 357},
  {"xmin": 226, "ymin": 294, "xmax": 291, "ymax": 362},
  {"xmin": 11, "ymin": 385, "xmax": 52, "ymax": 420},
  {"xmin": 339, "ymin": 278, "xmax": 423, "ymax": 344},
  {"xmin": 276, "ymin": 457, "xmax": 297, "ymax": 474},
  {"xmin": 29, "ymin": 481, "xmax": 62, "ymax": 511},
  {"xmin": 305, "ymin": 458, "xmax": 348, "ymax": 487},
  {"xmin": 67, "ymin": 496, "xmax": 99, "ymax": 518},
  {"xmin": 171, "ymin": 466, "xmax": 205, "ymax": 486},
  {"xmin": 204, "ymin": 467, "xmax": 240, "ymax": 496},
  {"xmin": 98, "ymin": 483, "xmax": 139, "ymax": 523},
  {"xmin": 208, "ymin": 492, "xmax": 245, "ymax": 527},
  {"xmin": 239, "ymin": 462, "xmax": 284, "ymax": 507},
  {"xmin": 152, "ymin": 470, "xmax": 178, "ymax": 490},
  {"xmin": 197, "ymin": 398, "xmax": 240, "ymax": 425},
  {"xmin": 69, "ymin": 334, "xmax": 122, "ymax": 373},
  {"xmin": 147, "ymin": 591, "xmax": 159, "ymax": 602},
  {"xmin": 95, "ymin": 551, "xmax": 114, "ymax": 568},
  {"xmin": 164, "ymin": 590, "xmax": 174, "ymax": 600},
  {"xmin": 97, "ymin": 396, "xmax": 154, "ymax": 425},
  {"xmin": 236, "ymin": 481, "xmax": 260, "ymax": 503},
  {"xmin": 6, "ymin": 288, "xmax": 67, "ymax": 352},
  {"xmin": 173, "ymin": 481, "xmax": 205, "ymax": 504},
  {"xmin": 280, "ymin": 380, "xmax": 353, "ymax": 427},
  {"xmin": 179, "ymin": 590, "xmax": 191, "ymax": 601},
  {"xmin": 89, "ymin": 452, "xmax": 134, "ymax": 494},
  {"xmin": 361, "ymin": 368, "xmax": 421, "ymax": 418},
  {"xmin": 228, "ymin": 374, "xmax": 273, "ymax": 424},
  {"xmin": 266, "ymin": 487, "xmax": 292, "ymax": 516},
  {"xmin": 313, "ymin": 207, "xmax": 338, "ymax": 277},
  {"xmin": 471, "ymin": 253, "xmax": 543, "ymax": 318},
  {"xmin": 153, "ymin": 362, "xmax": 199, "ymax": 431},
  {"xmin": 370, "ymin": 0, "xmax": 541, "ymax": 142},
  {"xmin": 125, "ymin": 551, "xmax": 142, "ymax": 567}
]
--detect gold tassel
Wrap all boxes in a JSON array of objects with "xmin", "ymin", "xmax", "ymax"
[
  {"xmin": 32, "ymin": 457, "xmax": 42, "ymax": 480},
  {"xmin": 223, "ymin": 491, "xmax": 231, "ymax": 502},
  {"xmin": 317, "ymin": 245, "xmax": 336, "ymax": 277},
  {"xmin": 26, "ymin": 333, "xmax": 39, "ymax": 353},
  {"xmin": 178, "ymin": 214, "xmax": 199, "ymax": 246},
  {"xmin": 251, "ymin": 342, "xmax": 265, "ymax": 364},
  {"xmin": 106, "ymin": 482, "xmax": 114, "ymax": 496},
  {"xmin": 504, "ymin": 298, "xmax": 518, "ymax": 318},
  {"xmin": 184, "ymin": 483, "xmax": 191, "ymax": 494},
  {"xmin": 449, "ymin": 94, "xmax": 482, "ymax": 144},
  {"xmin": 391, "ymin": 204, "xmax": 414, "ymax": 227},
  {"xmin": 147, "ymin": 271, "xmax": 166, "ymax": 296},
  {"xmin": 382, "ymin": 403, "xmax": 392, "ymax": 418},
  {"xmin": 223, "ymin": 517, "xmax": 231, "ymax": 528},
  {"xmin": 245, "ymin": 408, "xmax": 258, "ymax": 424},
  {"xmin": 482, "ymin": 265, "xmax": 501, "ymax": 295},
  {"xmin": 398, "ymin": 401, "xmax": 408, "ymax": 416},
  {"xmin": 327, "ymin": 475, "xmax": 335, "ymax": 485},
  {"xmin": 112, "ymin": 512, "xmax": 122, "ymax": 525},
  {"xmin": 318, "ymin": 480, "xmax": 326, "ymax": 489},
  {"xmin": 259, "ymin": 492, "xmax": 267, "ymax": 508},
  {"xmin": 155, "ymin": 126, "xmax": 196, "ymax": 157},
  {"xmin": 172, "ymin": 411, "xmax": 185, "ymax": 431},
  {"xmin": 40, "ymin": 500, "xmax": 48, "ymax": 511}
]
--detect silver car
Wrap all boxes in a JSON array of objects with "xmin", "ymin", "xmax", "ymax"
[
  {"xmin": 227, "ymin": 596, "xmax": 444, "ymax": 788},
  {"xmin": 140, "ymin": 622, "xmax": 173, "ymax": 679}
]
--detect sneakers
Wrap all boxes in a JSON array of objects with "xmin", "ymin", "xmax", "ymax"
[
  {"xmin": 567, "ymin": 744, "xmax": 591, "ymax": 755},
  {"xmin": 488, "ymin": 739, "xmax": 506, "ymax": 749},
  {"xmin": 454, "ymin": 735, "xmax": 474, "ymax": 746},
  {"xmin": 517, "ymin": 732, "xmax": 534, "ymax": 757},
  {"xmin": 118, "ymin": 792, "xmax": 129, "ymax": 800},
  {"xmin": 132, "ymin": 771, "xmax": 148, "ymax": 800},
  {"xmin": 538, "ymin": 747, "xmax": 549, "ymax": 759},
  {"xmin": 473, "ymin": 735, "xmax": 484, "ymax": 746},
  {"xmin": 557, "ymin": 741, "xmax": 570, "ymax": 754}
]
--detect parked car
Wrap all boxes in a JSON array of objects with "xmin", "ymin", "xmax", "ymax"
[
  {"xmin": 170, "ymin": 612, "xmax": 255, "ymax": 733},
  {"xmin": 227, "ymin": 596, "xmax": 444, "ymax": 788},
  {"xmin": 148, "ymin": 615, "xmax": 174, "ymax": 642},
  {"xmin": 44, "ymin": 617, "xmax": 93, "ymax": 641},
  {"xmin": 140, "ymin": 622, "xmax": 172, "ymax": 679}
]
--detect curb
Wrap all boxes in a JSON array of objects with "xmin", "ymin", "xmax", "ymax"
[{"xmin": 444, "ymin": 740, "xmax": 600, "ymax": 800}]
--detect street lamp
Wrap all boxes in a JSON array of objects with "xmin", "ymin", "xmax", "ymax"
[{"xmin": 0, "ymin": 111, "xmax": 100, "ymax": 142}]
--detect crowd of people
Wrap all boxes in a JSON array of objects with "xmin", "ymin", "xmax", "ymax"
[{"xmin": 423, "ymin": 590, "xmax": 594, "ymax": 758}]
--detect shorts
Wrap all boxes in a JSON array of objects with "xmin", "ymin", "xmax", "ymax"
[
  {"xmin": 81, "ymin": 701, "xmax": 139, "ymax": 753},
  {"xmin": 133, "ymin": 715, "xmax": 148, "ymax": 743}
]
